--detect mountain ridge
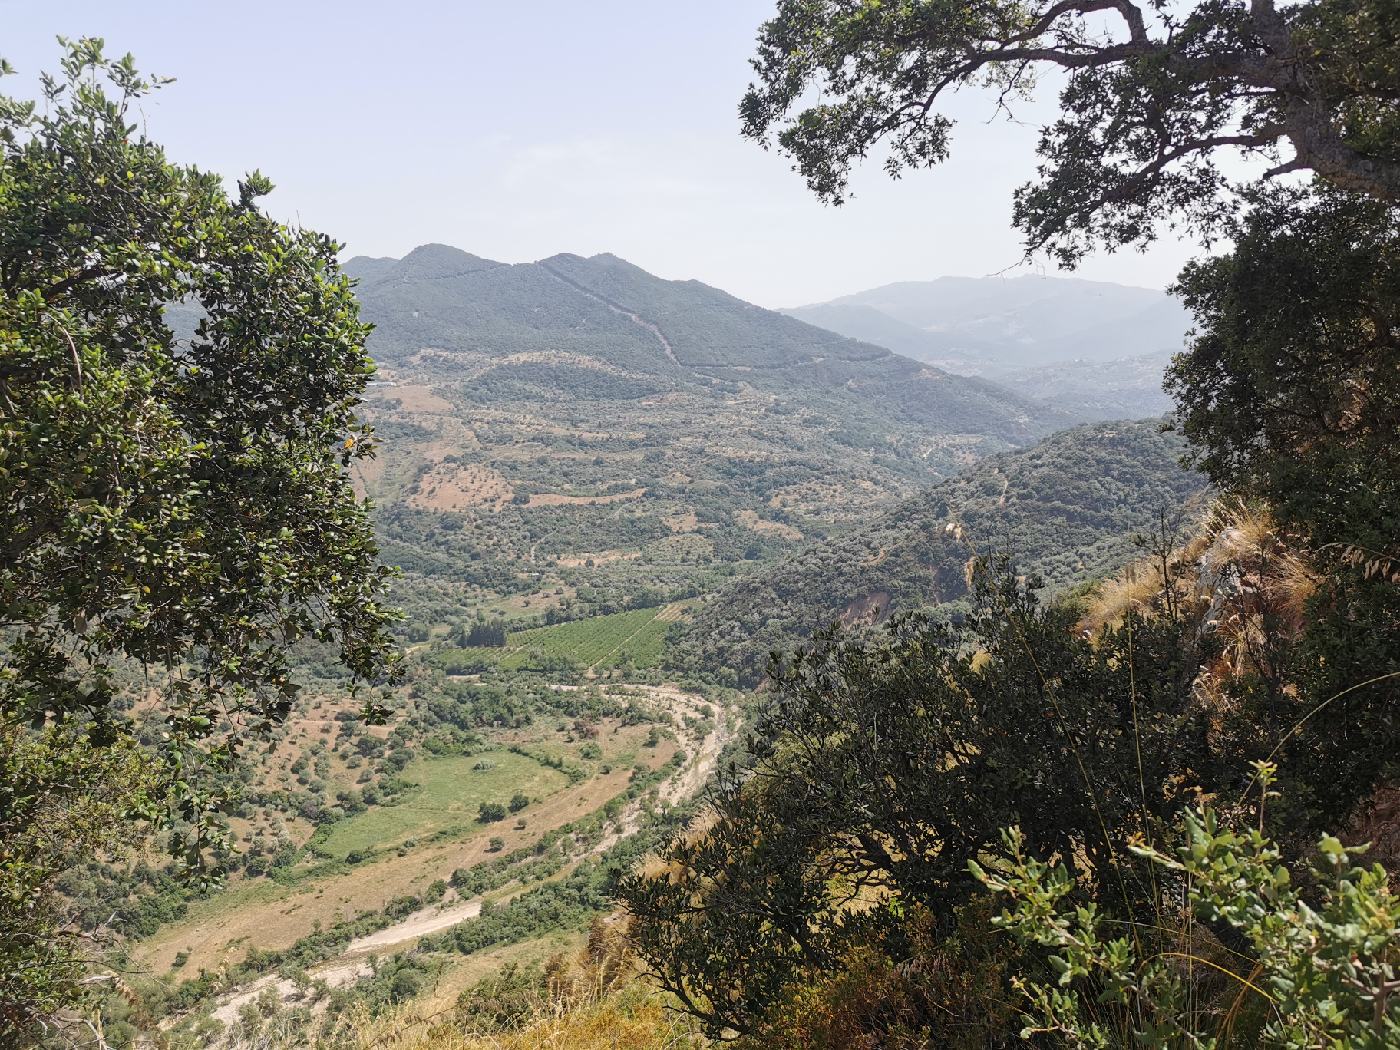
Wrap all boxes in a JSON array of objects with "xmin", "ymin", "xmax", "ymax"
[
  {"xmin": 344, "ymin": 244, "xmax": 1069, "ymax": 447},
  {"xmin": 669, "ymin": 418, "xmax": 1204, "ymax": 686}
]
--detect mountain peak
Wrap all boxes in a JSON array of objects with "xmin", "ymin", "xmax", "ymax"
[{"xmin": 399, "ymin": 243, "xmax": 501, "ymax": 273}]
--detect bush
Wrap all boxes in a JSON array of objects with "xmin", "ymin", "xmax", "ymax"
[{"xmin": 977, "ymin": 779, "xmax": 1400, "ymax": 1048}]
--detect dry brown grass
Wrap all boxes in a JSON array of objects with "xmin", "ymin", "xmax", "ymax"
[
  {"xmin": 353, "ymin": 986, "xmax": 701, "ymax": 1050},
  {"xmin": 734, "ymin": 509, "xmax": 802, "ymax": 542},
  {"xmin": 526, "ymin": 487, "xmax": 647, "ymax": 508},
  {"xmin": 1078, "ymin": 499, "xmax": 1318, "ymax": 656},
  {"xmin": 351, "ymin": 923, "xmax": 705, "ymax": 1050},
  {"xmin": 409, "ymin": 464, "xmax": 514, "ymax": 512}
]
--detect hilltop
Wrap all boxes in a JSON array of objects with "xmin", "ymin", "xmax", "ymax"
[
  {"xmin": 341, "ymin": 246, "xmax": 1081, "ymax": 637},
  {"xmin": 345, "ymin": 245, "xmax": 1063, "ymax": 439}
]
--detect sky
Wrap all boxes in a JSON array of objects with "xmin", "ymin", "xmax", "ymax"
[{"xmin": 3, "ymin": 0, "xmax": 1202, "ymax": 308}]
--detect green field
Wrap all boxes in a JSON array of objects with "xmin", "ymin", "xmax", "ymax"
[
  {"xmin": 429, "ymin": 606, "xmax": 676, "ymax": 675},
  {"xmin": 311, "ymin": 751, "xmax": 569, "ymax": 860},
  {"xmin": 504, "ymin": 607, "xmax": 671, "ymax": 670}
]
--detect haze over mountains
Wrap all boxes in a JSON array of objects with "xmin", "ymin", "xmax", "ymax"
[
  {"xmin": 786, "ymin": 273, "xmax": 1191, "ymax": 418},
  {"xmin": 338, "ymin": 245, "xmax": 1077, "ymax": 635},
  {"xmin": 338, "ymin": 243, "xmax": 1198, "ymax": 673}
]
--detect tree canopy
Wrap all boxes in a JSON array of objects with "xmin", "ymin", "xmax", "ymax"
[
  {"xmin": 1168, "ymin": 185, "xmax": 1400, "ymax": 565},
  {"xmin": 613, "ymin": 5, "xmax": 1400, "ymax": 1045},
  {"xmin": 0, "ymin": 39, "xmax": 398, "ymax": 1035},
  {"xmin": 741, "ymin": 0, "xmax": 1400, "ymax": 262}
]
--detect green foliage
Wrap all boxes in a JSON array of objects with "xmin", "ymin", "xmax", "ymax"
[
  {"xmin": 464, "ymin": 620, "xmax": 509, "ymax": 647},
  {"xmin": 309, "ymin": 752, "xmax": 566, "ymax": 861},
  {"xmin": 506, "ymin": 607, "xmax": 672, "ymax": 671},
  {"xmin": 624, "ymin": 564, "xmax": 1236, "ymax": 1037},
  {"xmin": 736, "ymin": 898, "xmax": 1025, "ymax": 1050},
  {"xmin": 741, "ymin": 0, "xmax": 1400, "ymax": 264},
  {"xmin": 1168, "ymin": 186, "xmax": 1400, "ymax": 563},
  {"xmin": 977, "ymin": 790, "xmax": 1400, "ymax": 1048},
  {"xmin": 674, "ymin": 420, "xmax": 1202, "ymax": 686},
  {"xmin": 1167, "ymin": 184, "xmax": 1400, "ymax": 827},
  {"xmin": 0, "ymin": 719, "xmax": 159, "ymax": 1035},
  {"xmin": 627, "ymin": 539, "xmax": 1400, "ymax": 1040},
  {"xmin": 0, "ymin": 41, "xmax": 397, "ymax": 1034}
]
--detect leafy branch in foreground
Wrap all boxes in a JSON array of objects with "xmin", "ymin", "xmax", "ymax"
[
  {"xmin": 0, "ymin": 38, "xmax": 399, "ymax": 1038},
  {"xmin": 976, "ymin": 770, "xmax": 1400, "ymax": 1048},
  {"xmin": 742, "ymin": 0, "xmax": 1400, "ymax": 262}
]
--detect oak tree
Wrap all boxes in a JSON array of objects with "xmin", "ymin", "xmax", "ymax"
[{"xmin": 741, "ymin": 0, "xmax": 1400, "ymax": 263}]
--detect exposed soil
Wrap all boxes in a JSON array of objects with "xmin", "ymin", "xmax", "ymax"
[
  {"xmin": 526, "ymin": 487, "xmax": 647, "ymax": 508},
  {"xmin": 409, "ymin": 463, "xmax": 514, "ymax": 512},
  {"xmin": 736, "ymin": 508, "xmax": 803, "ymax": 542}
]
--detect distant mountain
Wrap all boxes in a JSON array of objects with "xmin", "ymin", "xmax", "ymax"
[
  {"xmin": 670, "ymin": 419, "xmax": 1204, "ymax": 686},
  {"xmin": 785, "ymin": 274, "xmax": 1191, "ymax": 374},
  {"xmin": 336, "ymin": 246, "xmax": 1101, "ymax": 622},
  {"xmin": 777, "ymin": 301, "xmax": 998, "ymax": 373},
  {"xmin": 345, "ymin": 245, "xmax": 1068, "ymax": 447}
]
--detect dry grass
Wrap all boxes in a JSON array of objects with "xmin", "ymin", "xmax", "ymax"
[
  {"xmin": 353, "ymin": 987, "xmax": 702, "ymax": 1050},
  {"xmin": 350, "ymin": 923, "xmax": 705, "ymax": 1050},
  {"xmin": 409, "ymin": 464, "xmax": 514, "ymax": 512},
  {"xmin": 526, "ymin": 487, "xmax": 647, "ymax": 508},
  {"xmin": 1078, "ymin": 498, "xmax": 1318, "ymax": 656},
  {"xmin": 734, "ymin": 509, "xmax": 803, "ymax": 542},
  {"xmin": 1079, "ymin": 564, "xmax": 1165, "ymax": 633}
]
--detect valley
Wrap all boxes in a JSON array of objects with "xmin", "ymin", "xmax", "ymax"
[{"xmin": 88, "ymin": 247, "xmax": 1201, "ymax": 1045}]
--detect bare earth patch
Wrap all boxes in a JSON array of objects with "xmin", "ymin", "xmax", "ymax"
[
  {"xmin": 664, "ymin": 509, "xmax": 699, "ymax": 533},
  {"xmin": 556, "ymin": 550, "xmax": 641, "ymax": 568},
  {"xmin": 840, "ymin": 591, "xmax": 892, "ymax": 627},
  {"xmin": 736, "ymin": 509, "xmax": 803, "ymax": 542},
  {"xmin": 377, "ymin": 384, "xmax": 454, "ymax": 414},
  {"xmin": 409, "ymin": 464, "xmax": 515, "ymax": 512}
]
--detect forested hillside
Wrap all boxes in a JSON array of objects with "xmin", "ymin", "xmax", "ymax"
[
  {"xmin": 347, "ymin": 244, "xmax": 1060, "ymax": 440},
  {"xmin": 341, "ymin": 244, "xmax": 1080, "ymax": 649},
  {"xmin": 673, "ymin": 420, "xmax": 1203, "ymax": 685},
  {"xmin": 7, "ymin": 0, "xmax": 1400, "ymax": 1043}
]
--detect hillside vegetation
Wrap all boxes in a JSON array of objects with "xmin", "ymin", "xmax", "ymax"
[
  {"xmin": 8, "ymin": 3, "xmax": 1400, "ymax": 1045},
  {"xmin": 673, "ymin": 419, "xmax": 1203, "ymax": 685},
  {"xmin": 341, "ymin": 242, "xmax": 1083, "ymax": 673}
]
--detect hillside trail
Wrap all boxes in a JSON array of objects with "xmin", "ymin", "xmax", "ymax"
[
  {"xmin": 536, "ymin": 261, "xmax": 683, "ymax": 371},
  {"xmin": 198, "ymin": 682, "xmax": 732, "ymax": 1035}
]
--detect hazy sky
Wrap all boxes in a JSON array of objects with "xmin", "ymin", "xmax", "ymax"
[{"xmin": 5, "ymin": 1, "xmax": 1201, "ymax": 307}]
